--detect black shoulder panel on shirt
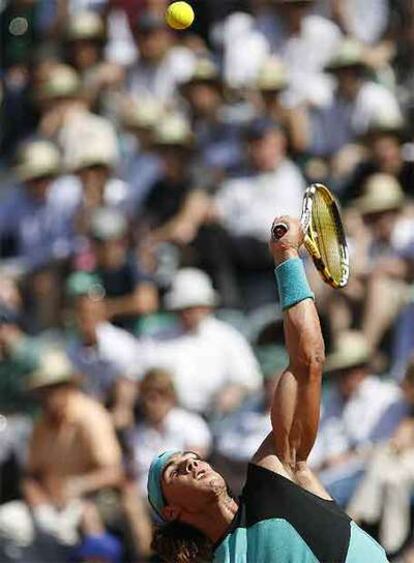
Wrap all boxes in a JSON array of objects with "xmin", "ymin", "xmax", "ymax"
[{"xmin": 242, "ymin": 463, "xmax": 351, "ymax": 563}]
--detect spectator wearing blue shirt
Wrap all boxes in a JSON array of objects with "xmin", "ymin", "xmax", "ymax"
[
  {"xmin": 0, "ymin": 140, "xmax": 79, "ymax": 330},
  {"xmin": 0, "ymin": 140, "xmax": 77, "ymax": 271}
]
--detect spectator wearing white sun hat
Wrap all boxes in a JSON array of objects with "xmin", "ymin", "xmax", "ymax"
[{"xmin": 138, "ymin": 268, "xmax": 262, "ymax": 415}]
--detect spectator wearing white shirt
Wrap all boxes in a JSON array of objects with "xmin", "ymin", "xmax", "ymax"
[
  {"xmin": 310, "ymin": 331, "xmax": 407, "ymax": 506},
  {"xmin": 328, "ymin": 0, "xmax": 390, "ymax": 45},
  {"xmin": 215, "ymin": 118, "xmax": 304, "ymax": 243},
  {"xmin": 130, "ymin": 368, "xmax": 212, "ymax": 494},
  {"xmin": 213, "ymin": 118, "xmax": 304, "ymax": 307},
  {"xmin": 221, "ymin": 0, "xmax": 341, "ymax": 106},
  {"xmin": 140, "ymin": 268, "xmax": 262, "ymax": 414},
  {"xmin": 267, "ymin": 0, "xmax": 342, "ymax": 106}
]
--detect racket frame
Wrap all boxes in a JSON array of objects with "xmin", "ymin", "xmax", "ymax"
[{"xmin": 302, "ymin": 183, "xmax": 350, "ymax": 289}]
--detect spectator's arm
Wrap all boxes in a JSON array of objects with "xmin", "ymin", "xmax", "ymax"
[
  {"xmin": 64, "ymin": 466, "xmax": 123, "ymax": 499},
  {"xmin": 285, "ymin": 106, "xmax": 310, "ymax": 155},
  {"xmin": 330, "ymin": 0, "xmax": 353, "ymax": 35},
  {"xmin": 391, "ymin": 418, "xmax": 414, "ymax": 453},
  {"xmin": 369, "ymin": 257, "xmax": 409, "ymax": 279},
  {"xmin": 105, "ymin": 282, "xmax": 158, "ymax": 319},
  {"xmin": 150, "ymin": 190, "xmax": 211, "ymax": 245},
  {"xmin": 110, "ymin": 377, "xmax": 137, "ymax": 430},
  {"xmin": 22, "ymin": 476, "xmax": 51, "ymax": 508},
  {"xmin": 213, "ymin": 383, "xmax": 249, "ymax": 415}
]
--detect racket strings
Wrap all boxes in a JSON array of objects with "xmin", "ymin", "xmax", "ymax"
[{"xmin": 311, "ymin": 192, "xmax": 345, "ymax": 283}]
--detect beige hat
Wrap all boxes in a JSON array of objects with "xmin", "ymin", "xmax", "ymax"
[
  {"xmin": 354, "ymin": 174, "xmax": 404, "ymax": 215},
  {"xmin": 28, "ymin": 349, "xmax": 76, "ymax": 390},
  {"xmin": 183, "ymin": 58, "xmax": 221, "ymax": 86},
  {"xmin": 121, "ymin": 98, "xmax": 164, "ymax": 130},
  {"xmin": 326, "ymin": 38, "xmax": 367, "ymax": 72},
  {"xmin": 15, "ymin": 140, "xmax": 61, "ymax": 182},
  {"xmin": 363, "ymin": 109, "xmax": 406, "ymax": 141},
  {"xmin": 69, "ymin": 118, "xmax": 119, "ymax": 171},
  {"xmin": 39, "ymin": 64, "xmax": 81, "ymax": 100},
  {"xmin": 153, "ymin": 114, "xmax": 193, "ymax": 147},
  {"xmin": 256, "ymin": 58, "xmax": 288, "ymax": 92},
  {"xmin": 325, "ymin": 331, "xmax": 371, "ymax": 373},
  {"xmin": 66, "ymin": 11, "xmax": 105, "ymax": 42},
  {"xmin": 165, "ymin": 268, "xmax": 218, "ymax": 310}
]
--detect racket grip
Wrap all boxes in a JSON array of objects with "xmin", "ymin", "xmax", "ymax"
[{"xmin": 271, "ymin": 222, "xmax": 289, "ymax": 241}]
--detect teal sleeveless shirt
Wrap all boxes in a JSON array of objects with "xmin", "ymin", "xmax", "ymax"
[{"xmin": 213, "ymin": 464, "xmax": 388, "ymax": 563}]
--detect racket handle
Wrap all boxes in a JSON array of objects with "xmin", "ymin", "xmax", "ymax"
[{"xmin": 271, "ymin": 222, "xmax": 289, "ymax": 240}]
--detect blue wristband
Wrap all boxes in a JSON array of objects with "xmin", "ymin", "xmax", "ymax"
[{"xmin": 275, "ymin": 257, "xmax": 315, "ymax": 311}]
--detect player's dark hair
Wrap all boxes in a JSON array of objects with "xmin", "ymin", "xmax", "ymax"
[{"xmin": 152, "ymin": 520, "xmax": 213, "ymax": 562}]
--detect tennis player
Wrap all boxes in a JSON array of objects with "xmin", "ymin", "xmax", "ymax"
[{"xmin": 147, "ymin": 216, "xmax": 389, "ymax": 562}]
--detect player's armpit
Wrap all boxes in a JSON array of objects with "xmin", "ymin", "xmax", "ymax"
[
  {"xmin": 251, "ymin": 432, "xmax": 294, "ymax": 481},
  {"xmin": 251, "ymin": 432, "xmax": 332, "ymax": 499}
]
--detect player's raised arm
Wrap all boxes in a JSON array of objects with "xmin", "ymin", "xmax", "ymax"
[{"xmin": 253, "ymin": 216, "xmax": 325, "ymax": 474}]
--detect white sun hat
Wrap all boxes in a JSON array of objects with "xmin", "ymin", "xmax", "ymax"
[{"xmin": 164, "ymin": 268, "xmax": 219, "ymax": 310}]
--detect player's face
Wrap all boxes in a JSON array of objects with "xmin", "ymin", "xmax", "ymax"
[{"xmin": 162, "ymin": 452, "xmax": 227, "ymax": 514}]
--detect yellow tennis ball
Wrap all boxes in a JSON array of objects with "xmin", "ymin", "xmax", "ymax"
[{"xmin": 166, "ymin": 1, "xmax": 195, "ymax": 30}]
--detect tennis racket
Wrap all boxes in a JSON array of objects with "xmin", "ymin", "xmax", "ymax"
[{"xmin": 272, "ymin": 183, "xmax": 350, "ymax": 289}]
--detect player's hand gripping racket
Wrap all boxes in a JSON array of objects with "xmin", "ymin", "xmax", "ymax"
[{"xmin": 272, "ymin": 183, "xmax": 350, "ymax": 289}]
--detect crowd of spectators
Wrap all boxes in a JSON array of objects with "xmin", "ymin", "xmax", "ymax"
[{"xmin": 1, "ymin": 0, "xmax": 414, "ymax": 561}]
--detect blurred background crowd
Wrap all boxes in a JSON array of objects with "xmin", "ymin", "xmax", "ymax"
[{"xmin": 1, "ymin": 0, "xmax": 414, "ymax": 561}]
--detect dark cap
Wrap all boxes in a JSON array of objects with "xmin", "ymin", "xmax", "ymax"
[
  {"xmin": 136, "ymin": 11, "xmax": 166, "ymax": 33},
  {"xmin": 244, "ymin": 117, "xmax": 283, "ymax": 141}
]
